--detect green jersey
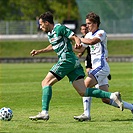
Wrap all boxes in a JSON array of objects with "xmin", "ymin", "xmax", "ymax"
[
  {"xmin": 47, "ymin": 24, "xmax": 75, "ymax": 58},
  {"xmin": 48, "ymin": 24, "xmax": 85, "ymax": 82}
]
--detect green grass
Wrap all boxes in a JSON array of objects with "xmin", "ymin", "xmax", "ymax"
[
  {"xmin": 0, "ymin": 40, "xmax": 132, "ymax": 57},
  {"xmin": 0, "ymin": 62, "xmax": 133, "ymax": 133},
  {"xmin": 107, "ymin": 40, "xmax": 133, "ymax": 56},
  {"xmin": 0, "ymin": 41, "xmax": 56, "ymax": 57}
]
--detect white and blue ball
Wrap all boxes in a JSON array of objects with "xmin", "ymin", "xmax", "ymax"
[{"xmin": 0, "ymin": 107, "xmax": 13, "ymax": 121}]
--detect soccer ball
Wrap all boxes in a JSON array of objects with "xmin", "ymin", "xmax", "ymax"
[{"xmin": 0, "ymin": 107, "xmax": 13, "ymax": 121}]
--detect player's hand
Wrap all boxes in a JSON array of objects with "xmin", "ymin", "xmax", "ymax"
[
  {"xmin": 30, "ymin": 49, "xmax": 38, "ymax": 56},
  {"xmin": 77, "ymin": 53, "xmax": 82, "ymax": 58},
  {"xmin": 74, "ymin": 43, "xmax": 82, "ymax": 49}
]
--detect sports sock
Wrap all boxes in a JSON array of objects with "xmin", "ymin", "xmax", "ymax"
[
  {"xmin": 42, "ymin": 86, "xmax": 52, "ymax": 111},
  {"xmin": 41, "ymin": 110, "xmax": 48, "ymax": 115},
  {"xmin": 83, "ymin": 97, "xmax": 92, "ymax": 117},
  {"xmin": 110, "ymin": 99, "xmax": 133, "ymax": 110},
  {"xmin": 95, "ymin": 84, "xmax": 99, "ymax": 88},
  {"xmin": 85, "ymin": 88, "xmax": 111, "ymax": 98}
]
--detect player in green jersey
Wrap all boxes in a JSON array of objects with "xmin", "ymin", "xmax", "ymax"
[{"xmin": 29, "ymin": 11, "xmax": 123, "ymax": 121}]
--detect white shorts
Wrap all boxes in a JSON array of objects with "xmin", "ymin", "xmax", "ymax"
[{"xmin": 89, "ymin": 65, "xmax": 110, "ymax": 86}]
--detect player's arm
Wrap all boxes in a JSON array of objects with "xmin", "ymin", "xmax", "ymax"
[
  {"xmin": 81, "ymin": 37, "xmax": 100, "ymax": 45},
  {"xmin": 70, "ymin": 34, "xmax": 82, "ymax": 49},
  {"xmin": 73, "ymin": 46, "xmax": 86, "ymax": 54},
  {"xmin": 30, "ymin": 44, "xmax": 53, "ymax": 56},
  {"xmin": 77, "ymin": 48, "xmax": 86, "ymax": 58}
]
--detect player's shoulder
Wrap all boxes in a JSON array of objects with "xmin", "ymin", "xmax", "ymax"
[
  {"xmin": 54, "ymin": 23, "xmax": 62, "ymax": 30},
  {"xmin": 96, "ymin": 29, "xmax": 107, "ymax": 37},
  {"xmin": 97, "ymin": 29, "xmax": 106, "ymax": 34},
  {"xmin": 85, "ymin": 32, "xmax": 92, "ymax": 38},
  {"xmin": 55, "ymin": 23, "xmax": 71, "ymax": 32},
  {"xmin": 54, "ymin": 23, "xmax": 67, "ymax": 34}
]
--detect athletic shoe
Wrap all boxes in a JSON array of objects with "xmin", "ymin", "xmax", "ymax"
[
  {"xmin": 112, "ymin": 92, "xmax": 124, "ymax": 111},
  {"xmin": 29, "ymin": 112, "xmax": 49, "ymax": 121},
  {"xmin": 74, "ymin": 114, "xmax": 91, "ymax": 122},
  {"xmin": 107, "ymin": 74, "xmax": 111, "ymax": 80}
]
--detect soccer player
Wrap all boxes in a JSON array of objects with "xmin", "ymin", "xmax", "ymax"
[
  {"xmin": 74, "ymin": 23, "xmax": 112, "ymax": 121},
  {"xmin": 73, "ymin": 12, "xmax": 133, "ymax": 122},
  {"xmin": 29, "ymin": 11, "xmax": 123, "ymax": 121},
  {"xmin": 77, "ymin": 24, "xmax": 92, "ymax": 74}
]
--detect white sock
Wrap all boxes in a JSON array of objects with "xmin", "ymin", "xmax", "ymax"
[
  {"xmin": 83, "ymin": 97, "xmax": 92, "ymax": 117},
  {"xmin": 95, "ymin": 84, "xmax": 99, "ymax": 88},
  {"xmin": 41, "ymin": 110, "xmax": 48, "ymax": 114},
  {"xmin": 110, "ymin": 100, "xmax": 133, "ymax": 110},
  {"xmin": 110, "ymin": 93, "xmax": 115, "ymax": 100}
]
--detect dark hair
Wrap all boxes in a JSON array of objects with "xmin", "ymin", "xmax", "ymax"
[
  {"xmin": 86, "ymin": 12, "xmax": 101, "ymax": 27},
  {"xmin": 39, "ymin": 11, "xmax": 54, "ymax": 24},
  {"xmin": 80, "ymin": 24, "xmax": 86, "ymax": 27}
]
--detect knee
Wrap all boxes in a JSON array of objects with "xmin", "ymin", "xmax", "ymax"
[
  {"xmin": 101, "ymin": 98, "xmax": 110, "ymax": 104},
  {"xmin": 41, "ymin": 79, "xmax": 48, "ymax": 87},
  {"xmin": 78, "ymin": 92, "xmax": 85, "ymax": 97}
]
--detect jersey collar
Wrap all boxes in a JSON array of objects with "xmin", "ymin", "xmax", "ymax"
[
  {"xmin": 48, "ymin": 23, "xmax": 61, "ymax": 36},
  {"xmin": 92, "ymin": 29, "xmax": 100, "ymax": 35}
]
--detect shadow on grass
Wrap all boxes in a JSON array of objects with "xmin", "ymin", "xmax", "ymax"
[
  {"xmin": 72, "ymin": 118, "xmax": 133, "ymax": 123},
  {"xmin": 111, "ymin": 118, "xmax": 133, "ymax": 122}
]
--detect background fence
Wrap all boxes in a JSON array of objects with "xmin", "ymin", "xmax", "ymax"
[
  {"xmin": 0, "ymin": 21, "xmax": 37, "ymax": 35},
  {"xmin": 0, "ymin": 19, "xmax": 133, "ymax": 35}
]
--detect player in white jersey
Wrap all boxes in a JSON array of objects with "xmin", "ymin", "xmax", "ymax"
[{"xmin": 74, "ymin": 12, "xmax": 133, "ymax": 122}]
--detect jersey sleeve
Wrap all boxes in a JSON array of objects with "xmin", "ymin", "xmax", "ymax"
[
  {"xmin": 95, "ymin": 30, "xmax": 106, "ymax": 41},
  {"xmin": 58, "ymin": 25, "xmax": 74, "ymax": 38},
  {"xmin": 81, "ymin": 43, "xmax": 88, "ymax": 48}
]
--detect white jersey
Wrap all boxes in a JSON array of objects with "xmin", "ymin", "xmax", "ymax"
[
  {"xmin": 83, "ymin": 29, "xmax": 108, "ymax": 69},
  {"xmin": 82, "ymin": 29, "xmax": 110, "ymax": 86}
]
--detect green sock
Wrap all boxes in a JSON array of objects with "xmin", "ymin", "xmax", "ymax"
[
  {"xmin": 85, "ymin": 88, "xmax": 111, "ymax": 98},
  {"xmin": 42, "ymin": 86, "xmax": 52, "ymax": 111}
]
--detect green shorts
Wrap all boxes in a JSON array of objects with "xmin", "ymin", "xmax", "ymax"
[{"xmin": 50, "ymin": 55, "xmax": 85, "ymax": 83}]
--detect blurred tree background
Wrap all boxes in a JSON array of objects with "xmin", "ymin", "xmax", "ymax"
[
  {"xmin": 0, "ymin": 0, "xmax": 132, "ymax": 22},
  {"xmin": 0, "ymin": 0, "xmax": 79, "ymax": 22},
  {"xmin": 0, "ymin": 0, "xmax": 132, "ymax": 34}
]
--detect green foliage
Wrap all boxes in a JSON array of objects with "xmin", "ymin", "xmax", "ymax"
[
  {"xmin": 48, "ymin": 0, "xmax": 79, "ymax": 22},
  {"xmin": 0, "ymin": 0, "xmax": 51, "ymax": 20},
  {"xmin": 0, "ymin": 0, "xmax": 132, "ymax": 25},
  {"xmin": 0, "ymin": 0, "xmax": 79, "ymax": 22},
  {"xmin": 0, "ymin": 63, "xmax": 132, "ymax": 132}
]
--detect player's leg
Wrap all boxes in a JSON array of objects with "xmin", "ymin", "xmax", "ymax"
[
  {"xmin": 74, "ymin": 74, "xmax": 96, "ymax": 121},
  {"xmin": 99, "ymin": 79, "xmax": 133, "ymax": 113},
  {"xmin": 110, "ymin": 100, "xmax": 133, "ymax": 113},
  {"xmin": 91, "ymin": 66, "xmax": 111, "ymax": 105},
  {"xmin": 74, "ymin": 96, "xmax": 92, "ymax": 121},
  {"xmin": 100, "ymin": 86, "xmax": 133, "ymax": 113},
  {"xmin": 72, "ymin": 78, "xmax": 124, "ymax": 110},
  {"xmin": 29, "ymin": 60, "xmax": 66, "ymax": 121},
  {"xmin": 83, "ymin": 97, "xmax": 92, "ymax": 119},
  {"xmin": 79, "ymin": 59, "xmax": 92, "ymax": 120},
  {"xmin": 29, "ymin": 58, "xmax": 79, "ymax": 121},
  {"xmin": 29, "ymin": 72, "xmax": 59, "ymax": 121},
  {"xmin": 99, "ymin": 78, "xmax": 133, "ymax": 112}
]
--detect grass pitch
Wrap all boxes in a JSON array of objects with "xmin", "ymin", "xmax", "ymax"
[
  {"xmin": 0, "ymin": 40, "xmax": 132, "ymax": 57},
  {"xmin": 0, "ymin": 62, "xmax": 132, "ymax": 133}
]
